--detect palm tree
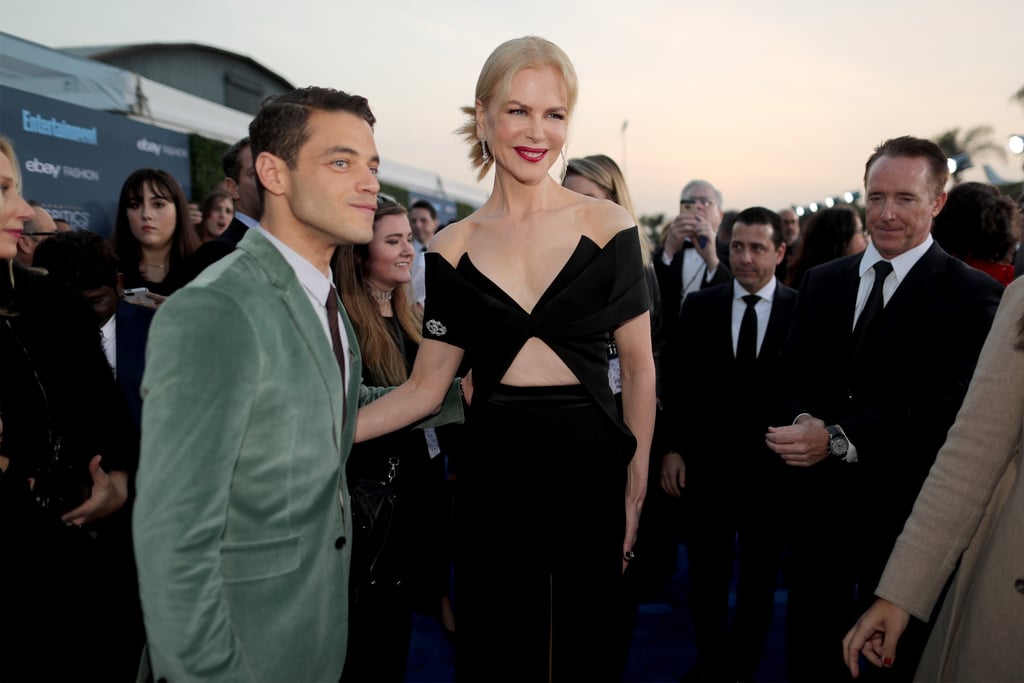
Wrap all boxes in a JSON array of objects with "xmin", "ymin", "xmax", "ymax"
[
  {"xmin": 933, "ymin": 126, "xmax": 1007, "ymax": 183},
  {"xmin": 639, "ymin": 212, "xmax": 666, "ymax": 245}
]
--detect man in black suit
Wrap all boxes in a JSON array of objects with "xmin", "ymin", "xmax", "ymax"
[
  {"xmin": 186, "ymin": 137, "xmax": 261, "ymax": 279},
  {"xmin": 653, "ymin": 180, "xmax": 733, "ymax": 338},
  {"xmin": 640, "ymin": 180, "xmax": 735, "ymax": 602},
  {"xmin": 659, "ymin": 207, "xmax": 797, "ymax": 682},
  {"xmin": 766, "ymin": 136, "xmax": 1004, "ymax": 682},
  {"xmin": 33, "ymin": 230, "xmax": 155, "ymax": 425}
]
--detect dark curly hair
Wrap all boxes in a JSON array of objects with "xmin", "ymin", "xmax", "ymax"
[{"xmin": 932, "ymin": 182, "xmax": 1020, "ymax": 263}]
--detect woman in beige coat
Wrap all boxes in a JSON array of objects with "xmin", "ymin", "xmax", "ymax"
[{"xmin": 843, "ymin": 275, "xmax": 1024, "ymax": 681}]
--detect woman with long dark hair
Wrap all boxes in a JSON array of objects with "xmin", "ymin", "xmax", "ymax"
[
  {"xmin": 111, "ymin": 168, "xmax": 199, "ymax": 304},
  {"xmin": 785, "ymin": 205, "xmax": 867, "ymax": 288}
]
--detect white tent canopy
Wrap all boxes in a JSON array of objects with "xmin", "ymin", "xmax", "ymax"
[{"xmin": 0, "ymin": 31, "xmax": 486, "ymax": 208}]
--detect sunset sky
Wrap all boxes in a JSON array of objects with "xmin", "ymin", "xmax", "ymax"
[{"xmin": 5, "ymin": 0, "xmax": 1023, "ymax": 218}]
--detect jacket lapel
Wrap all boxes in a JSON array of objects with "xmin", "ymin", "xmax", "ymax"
[
  {"xmin": 763, "ymin": 286, "xmax": 795, "ymax": 358},
  {"xmin": 239, "ymin": 230, "xmax": 347, "ymax": 451},
  {"xmin": 338, "ymin": 301, "xmax": 362, "ymax": 453},
  {"xmin": 713, "ymin": 286, "xmax": 736, "ymax": 360}
]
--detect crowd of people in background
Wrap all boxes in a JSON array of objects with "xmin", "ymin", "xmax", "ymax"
[{"xmin": 2, "ymin": 33, "xmax": 1024, "ymax": 683}]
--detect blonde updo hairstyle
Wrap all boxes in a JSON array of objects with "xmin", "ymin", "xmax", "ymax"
[{"xmin": 457, "ymin": 36, "xmax": 579, "ymax": 181}]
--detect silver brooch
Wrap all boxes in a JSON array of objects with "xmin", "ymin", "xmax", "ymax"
[{"xmin": 425, "ymin": 319, "xmax": 447, "ymax": 336}]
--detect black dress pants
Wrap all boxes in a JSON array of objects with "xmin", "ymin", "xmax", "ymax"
[
  {"xmin": 686, "ymin": 470, "xmax": 786, "ymax": 682},
  {"xmin": 454, "ymin": 385, "xmax": 630, "ymax": 682}
]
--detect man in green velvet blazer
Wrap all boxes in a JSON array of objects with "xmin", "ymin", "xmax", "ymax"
[{"xmin": 133, "ymin": 88, "xmax": 463, "ymax": 682}]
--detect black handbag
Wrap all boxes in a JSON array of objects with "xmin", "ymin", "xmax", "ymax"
[
  {"xmin": 349, "ymin": 456, "xmax": 402, "ymax": 602},
  {"xmin": 3, "ymin": 319, "xmax": 89, "ymax": 517}
]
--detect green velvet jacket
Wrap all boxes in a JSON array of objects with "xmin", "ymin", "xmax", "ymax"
[{"xmin": 133, "ymin": 229, "xmax": 462, "ymax": 682}]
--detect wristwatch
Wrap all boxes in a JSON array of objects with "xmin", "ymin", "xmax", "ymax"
[{"xmin": 826, "ymin": 425, "xmax": 849, "ymax": 459}]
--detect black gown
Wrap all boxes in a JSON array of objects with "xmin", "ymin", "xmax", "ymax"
[{"xmin": 422, "ymin": 227, "xmax": 650, "ymax": 682}]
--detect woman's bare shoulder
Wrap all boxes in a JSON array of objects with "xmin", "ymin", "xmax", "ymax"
[
  {"xmin": 429, "ymin": 218, "xmax": 476, "ymax": 266},
  {"xmin": 566, "ymin": 191, "xmax": 636, "ymax": 247}
]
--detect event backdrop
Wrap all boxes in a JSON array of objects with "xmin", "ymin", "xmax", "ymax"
[{"xmin": 1, "ymin": 85, "xmax": 192, "ymax": 237}]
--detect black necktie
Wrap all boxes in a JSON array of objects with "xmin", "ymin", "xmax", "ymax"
[
  {"xmin": 325, "ymin": 286, "xmax": 348, "ymax": 393},
  {"xmin": 852, "ymin": 260, "xmax": 893, "ymax": 358},
  {"xmin": 737, "ymin": 294, "xmax": 760, "ymax": 361}
]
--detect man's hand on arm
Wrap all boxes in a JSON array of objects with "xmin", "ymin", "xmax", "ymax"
[{"xmin": 765, "ymin": 414, "xmax": 830, "ymax": 467}]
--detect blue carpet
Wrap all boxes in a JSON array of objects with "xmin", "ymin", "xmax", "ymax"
[{"xmin": 405, "ymin": 544, "xmax": 788, "ymax": 682}]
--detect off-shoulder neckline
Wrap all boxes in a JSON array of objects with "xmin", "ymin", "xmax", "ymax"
[{"xmin": 428, "ymin": 225, "xmax": 637, "ymax": 316}]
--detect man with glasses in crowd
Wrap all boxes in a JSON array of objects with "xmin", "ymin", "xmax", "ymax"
[
  {"xmin": 16, "ymin": 200, "xmax": 65, "ymax": 266},
  {"xmin": 654, "ymin": 180, "xmax": 732, "ymax": 342}
]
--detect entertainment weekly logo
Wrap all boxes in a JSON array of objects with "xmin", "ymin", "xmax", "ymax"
[
  {"xmin": 24, "ymin": 158, "xmax": 100, "ymax": 182},
  {"xmin": 136, "ymin": 138, "xmax": 188, "ymax": 158}
]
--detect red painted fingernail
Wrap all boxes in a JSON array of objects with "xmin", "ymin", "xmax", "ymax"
[{"xmin": 883, "ymin": 657, "xmax": 893, "ymax": 668}]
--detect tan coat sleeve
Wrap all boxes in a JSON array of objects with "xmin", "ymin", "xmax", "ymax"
[{"xmin": 876, "ymin": 277, "xmax": 1024, "ymax": 621}]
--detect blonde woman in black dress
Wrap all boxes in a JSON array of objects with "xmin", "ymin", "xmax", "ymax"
[{"xmin": 356, "ymin": 37, "xmax": 656, "ymax": 681}]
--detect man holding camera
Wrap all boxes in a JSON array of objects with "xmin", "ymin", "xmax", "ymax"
[
  {"xmin": 653, "ymin": 180, "xmax": 732, "ymax": 340},
  {"xmin": 641, "ymin": 181, "xmax": 734, "ymax": 614}
]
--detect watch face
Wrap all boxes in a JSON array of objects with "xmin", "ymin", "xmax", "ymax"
[{"xmin": 831, "ymin": 436, "xmax": 849, "ymax": 457}]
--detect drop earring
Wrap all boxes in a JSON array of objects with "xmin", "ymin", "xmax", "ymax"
[{"xmin": 481, "ymin": 139, "xmax": 490, "ymax": 163}]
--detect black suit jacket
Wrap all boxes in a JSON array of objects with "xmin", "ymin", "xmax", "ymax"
[
  {"xmin": 115, "ymin": 300, "xmax": 155, "ymax": 426},
  {"xmin": 659, "ymin": 281, "xmax": 798, "ymax": 500},
  {"xmin": 784, "ymin": 242, "xmax": 1002, "ymax": 574},
  {"xmin": 652, "ymin": 246, "xmax": 733, "ymax": 347},
  {"xmin": 184, "ymin": 216, "xmax": 250, "ymax": 283}
]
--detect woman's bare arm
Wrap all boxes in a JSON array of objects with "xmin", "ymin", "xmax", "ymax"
[{"xmin": 355, "ymin": 339, "xmax": 465, "ymax": 442}]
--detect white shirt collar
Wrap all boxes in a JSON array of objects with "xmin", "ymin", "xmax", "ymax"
[
  {"xmin": 234, "ymin": 211, "xmax": 260, "ymax": 230},
  {"xmin": 733, "ymin": 276, "xmax": 777, "ymax": 303},
  {"xmin": 254, "ymin": 225, "xmax": 334, "ymax": 305},
  {"xmin": 858, "ymin": 234, "xmax": 933, "ymax": 282},
  {"xmin": 100, "ymin": 314, "xmax": 117, "ymax": 371}
]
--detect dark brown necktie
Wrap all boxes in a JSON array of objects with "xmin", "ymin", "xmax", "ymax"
[
  {"xmin": 325, "ymin": 286, "xmax": 348, "ymax": 393},
  {"xmin": 736, "ymin": 294, "xmax": 760, "ymax": 361}
]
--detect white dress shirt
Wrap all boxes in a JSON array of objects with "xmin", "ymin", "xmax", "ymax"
[
  {"xmin": 853, "ymin": 235, "xmax": 933, "ymax": 329},
  {"xmin": 731, "ymin": 277, "xmax": 777, "ymax": 357},
  {"xmin": 255, "ymin": 226, "xmax": 351, "ymax": 400},
  {"xmin": 100, "ymin": 314, "xmax": 117, "ymax": 376},
  {"xmin": 662, "ymin": 242, "xmax": 720, "ymax": 303}
]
